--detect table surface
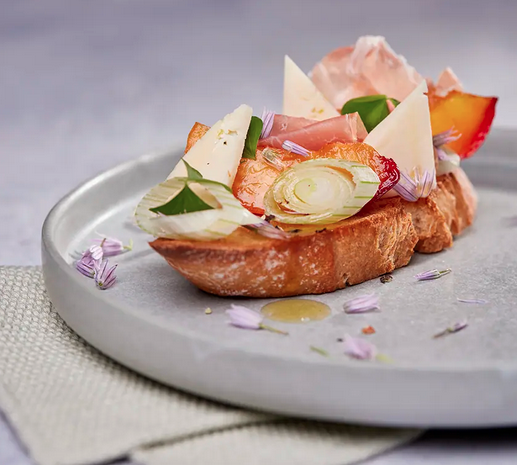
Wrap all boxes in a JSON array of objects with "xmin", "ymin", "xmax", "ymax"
[{"xmin": 2, "ymin": 1, "xmax": 517, "ymax": 463}]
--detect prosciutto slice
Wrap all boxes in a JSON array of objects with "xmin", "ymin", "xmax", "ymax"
[
  {"xmin": 311, "ymin": 36, "xmax": 424, "ymax": 109},
  {"xmin": 434, "ymin": 67, "xmax": 463, "ymax": 96},
  {"xmin": 269, "ymin": 115, "xmax": 315, "ymax": 135},
  {"xmin": 259, "ymin": 113, "xmax": 367, "ymax": 151}
]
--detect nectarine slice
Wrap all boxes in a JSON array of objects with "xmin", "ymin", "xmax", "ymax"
[{"xmin": 429, "ymin": 91, "xmax": 497, "ymax": 159}]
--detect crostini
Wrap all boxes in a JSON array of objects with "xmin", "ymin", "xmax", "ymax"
[{"xmin": 135, "ymin": 36, "xmax": 496, "ymax": 297}]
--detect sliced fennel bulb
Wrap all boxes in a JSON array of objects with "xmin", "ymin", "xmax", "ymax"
[
  {"xmin": 135, "ymin": 178, "xmax": 260, "ymax": 241},
  {"xmin": 263, "ymin": 158, "xmax": 380, "ymax": 224}
]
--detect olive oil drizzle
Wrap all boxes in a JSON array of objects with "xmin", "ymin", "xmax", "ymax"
[{"xmin": 261, "ymin": 299, "xmax": 330, "ymax": 323}]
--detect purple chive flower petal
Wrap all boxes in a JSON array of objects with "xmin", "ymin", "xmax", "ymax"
[
  {"xmin": 282, "ymin": 140, "xmax": 310, "ymax": 157},
  {"xmin": 433, "ymin": 319, "xmax": 468, "ymax": 338},
  {"xmin": 78, "ymin": 251, "xmax": 94, "ymax": 266},
  {"xmin": 394, "ymin": 168, "xmax": 436, "ymax": 202},
  {"xmin": 260, "ymin": 109, "xmax": 275, "ymax": 139},
  {"xmin": 93, "ymin": 234, "xmax": 133, "ymax": 257},
  {"xmin": 342, "ymin": 334, "xmax": 378, "ymax": 360},
  {"xmin": 435, "ymin": 147, "xmax": 449, "ymax": 161},
  {"xmin": 450, "ymin": 319, "xmax": 468, "ymax": 332},
  {"xmin": 88, "ymin": 244, "xmax": 104, "ymax": 262},
  {"xmin": 73, "ymin": 237, "xmax": 126, "ymax": 287},
  {"xmin": 393, "ymin": 170, "xmax": 419, "ymax": 202},
  {"xmin": 75, "ymin": 259, "xmax": 96, "ymax": 278},
  {"xmin": 226, "ymin": 304, "xmax": 263, "ymax": 330},
  {"xmin": 416, "ymin": 168, "xmax": 436, "ymax": 198},
  {"xmin": 245, "ymin": 221, "xmax": 292, "ymax": 240},
  {"xmin": 343, "ymin": 294, "xmax": 380, "ymax": 314},
  {"xmin": 94, "ymin": 260, "xmax": 117, "ymax": 290},
  {"xmin": 457, "ymin": 298, "xmax": 488, "ymax": 305},
  {"xmin": 74, "ymin": 246, "xmax": 103, "ymax": 277},
  {"xmin": 225, "ymin": 304, "xmax": 288, "ymax": 335},
  {"xmin": 95, "ymin": 238, "xmax": 123, "ymax": 256},
  {"xmin": 433, "ymin": 130, "xmax": 461, "ymax": 170},
  {"xmin": 415, "ymin": 268, "xmax": 451, "ymax": 281},
  {"xmin": 433, "ymin": 128, "xmax": 461, "ymax": 148}
]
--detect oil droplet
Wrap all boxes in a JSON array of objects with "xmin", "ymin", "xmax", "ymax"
[{"xmin": 261, "ymin": 299, "xmax": 331, "ymax": 323}]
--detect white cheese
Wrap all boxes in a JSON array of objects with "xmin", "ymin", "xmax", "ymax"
[
  {"xmin": 364, "ymin": 80, "xmax": 435, "ymax": 197},
  {"xmin": 436, "ymin": 148, "xmax": 461, "ymax": 176},
  {"xmin": 283, "ymin": 55, "xmax": 340, "ymax": 121},
  {"xmin": 168, "ymin": 104, "xmax": 252, "ymax": 187}
]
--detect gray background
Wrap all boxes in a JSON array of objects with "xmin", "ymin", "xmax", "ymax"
[{"xmin": 1, "ymin": 1, "xmax": 517, "ymax": 463}]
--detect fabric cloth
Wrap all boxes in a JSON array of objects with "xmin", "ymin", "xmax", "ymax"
[{"xmin": 0, "ymin": 267, "xmax": 421, "ymax": 465}]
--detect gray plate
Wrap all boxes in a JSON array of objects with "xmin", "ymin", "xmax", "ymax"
[{"xmin": 42, "ymin": 129, "xmax": 517, "ymax": 428}]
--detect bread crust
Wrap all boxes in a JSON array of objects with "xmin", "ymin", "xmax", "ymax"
[
  {"xmin": 150, "ymin": 199, "xmax": 417, "ymax": 297},
  {"xmin": 401, "ymin": 168, "xmax": 477, "ymax": 253},
  {"xmin": 149, "ymin": 168, "xmax": 477, "ymax": 297}
]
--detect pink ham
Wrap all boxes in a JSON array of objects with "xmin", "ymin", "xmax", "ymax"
[
  {"xmin": 269, "ymin": 115, "xmax": 315, "ymax": 136},
  {"xmin": 311, "ymin": 36, "xmax": 424, "ymax": 109},
  {"xmin": 259, "ymin": 113, "xmax": 367, "ymax": 151},
  {"xmin": 434, "ymin": 67, "xmax": 463, "ymax": 96}
]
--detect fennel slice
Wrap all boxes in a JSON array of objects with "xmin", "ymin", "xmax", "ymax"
[
  {"xmin": 135, "ymin": 178, "xmax": 260, "ymax": 240},
  {"xmin": 263, "ymin": 158, "xmax": 380, "ymax": 225}
]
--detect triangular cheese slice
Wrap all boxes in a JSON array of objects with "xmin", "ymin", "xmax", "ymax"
[
  {"xmin": 364, "ymin": 80, "xmax": 435, "ymax": 196},
  {"xmin": 283, "ymin": 55, "xmax": 340, "ymax": 121},
  {"xmin": 168, "ymin": 104, "xmax": 252, "ymax": 187}
]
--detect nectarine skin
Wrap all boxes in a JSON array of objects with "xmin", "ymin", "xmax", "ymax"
[{"xmin": 429, "ymin": 91, "xmax": 497, "ymax": 159}]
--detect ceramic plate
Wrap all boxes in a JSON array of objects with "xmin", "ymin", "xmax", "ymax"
[{"xmin": 42, "ymin": 129, "xmax": 517, "ymax": 427}]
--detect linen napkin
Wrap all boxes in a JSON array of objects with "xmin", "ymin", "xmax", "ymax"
[{"xmin": 0, "ymin": 266, "xmax": 421, "ymax": 465}]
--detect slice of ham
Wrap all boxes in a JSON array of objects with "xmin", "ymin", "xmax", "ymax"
[
  {"xmin": 311, "ymin": 36, "xmax": 424, "ymax": 109},
  {"xmin": 259, "ymin": 113, "xmax": 367, "ymax": 151},
  {"xmin": 434, "ymin": 67, "xmax": 463, "ymax": 96},
  {"xmin": 269, "ymin": 115, "xmax": 315, "ymax": 135}
]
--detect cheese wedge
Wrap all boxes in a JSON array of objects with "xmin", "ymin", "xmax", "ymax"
[
  {"xmin": 364, "ymin": 80, "xmax": 435, "ymax": 197},
  {"xmin": 283, "ymin": 55, "xmax": 340, "ymax": 121},
  {"xmin": 168, "ymin": 104, "xmax": 253, "ymax": 187}
]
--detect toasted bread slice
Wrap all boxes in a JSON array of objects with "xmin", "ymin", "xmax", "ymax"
[
  {"xmin": 150, "ymin": 199, "xmax": 417, "ymax": 297},
  {"xmin": 149, "ymin": 168, "xmax": 476, "ymax": 297}
]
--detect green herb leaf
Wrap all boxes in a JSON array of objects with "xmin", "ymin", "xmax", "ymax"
[
  {"xmin": 196, "ymin": 178, "xmax": 232, "ymax": 192},
  {"xmin": 174, "ymin": 177, "xmax": 232, "ymax": 193},
  {"xmin": 151, "ymin": 156, "xmax": 235, "ymax": 216},
  {"xmin": 150, "ymin": 183, "xmax": 215, "ymax": 216},
  {"xmin": 183, "ymin": 159, "xmax": 203, "ymax": 180},
  {"xmin": 345, "ymin": 95, "xmax": 388, "ymax": 104},
  {"xmin": 341, "ymin": 95, "xmax": 399, "ymax": 132},
  {"xmin": 242, "ymin": 116, "xmax": 263, "ymax": 160}
]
